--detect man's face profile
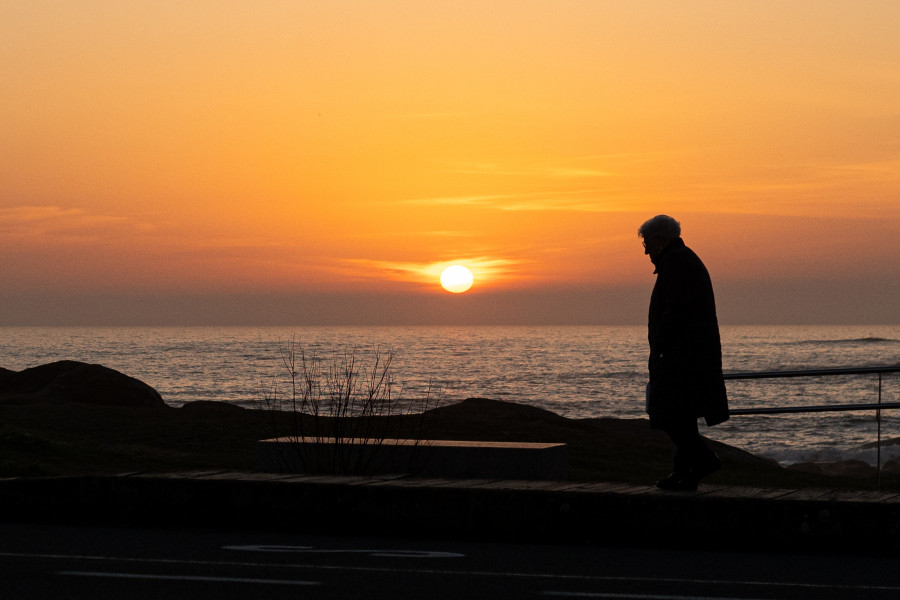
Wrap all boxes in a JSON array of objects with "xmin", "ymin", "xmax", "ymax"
[{"xmin": 642, "ymin": 235, "xmax": 664, "ymax": 260}]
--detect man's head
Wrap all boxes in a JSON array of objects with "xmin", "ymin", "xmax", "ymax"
[{"xmin": 638, "ymin": 215, "xmax": 681, "ymax": 260}]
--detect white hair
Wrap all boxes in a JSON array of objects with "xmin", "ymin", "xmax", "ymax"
[{"xmin": 638, "ymin": 215, "xmax": 681, "ymax": 242}]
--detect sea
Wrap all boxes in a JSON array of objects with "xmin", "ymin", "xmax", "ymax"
[{"xmin": 2, "ymin": 325, "xmax": 899, "ymax": 467}]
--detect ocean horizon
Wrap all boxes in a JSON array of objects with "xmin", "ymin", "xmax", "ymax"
[{"xmin": 2, "ymin": 324, "xmax": 899, "ymax": 468}]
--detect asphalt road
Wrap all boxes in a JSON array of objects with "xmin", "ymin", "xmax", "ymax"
[{"xmin": 2, "ymin": 522, "xmax": 900, "ymax": 599}]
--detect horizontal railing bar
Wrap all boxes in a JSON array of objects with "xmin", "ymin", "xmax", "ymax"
[
  {"xmin": 730, "ymin": 402, "xmax": 900, "ymax": 416},
  {"xmin": 724, "ymin": 365, "xmax": 900, "ymax": 380},
  {"xmin": 720, "ymin": 364, "xmax": 898, "ymax": 488}
]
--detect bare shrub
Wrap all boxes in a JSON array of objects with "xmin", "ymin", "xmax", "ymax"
[{"xmin": 259, "ymin": 340, "xmax": 440, "ymax": 475}]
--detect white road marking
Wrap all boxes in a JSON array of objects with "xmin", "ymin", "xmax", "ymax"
[
  {"xmin": 2, "ymin": 552, "xmax": 899, "ymax": 594},
  {"xmin": 541, "ymin": 593, "xmax": 771, "ymax": 600},
  {"xmin": 57, "ymin": 571, "xmax": 320, "ymax": 586},
  {"xmin": 223, "ymin": 544, "xmax": 465, "ymax": 558}
]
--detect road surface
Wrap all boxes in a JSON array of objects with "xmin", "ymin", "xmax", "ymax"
[{"xmin": 1, "ymin": 522, "xmax": 898, "ymax": 599}]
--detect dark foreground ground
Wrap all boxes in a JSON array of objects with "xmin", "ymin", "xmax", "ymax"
[
  {"xmin": 5, "ymin": 467, "xmax": 900, "ymax": 553},
  {"xmin": 5, "ymin": 397, "xmax": 900, "ymax": 553},
  {"xmin": 2, "ymin": 395, "xmax": 895, "ymax": 490}
]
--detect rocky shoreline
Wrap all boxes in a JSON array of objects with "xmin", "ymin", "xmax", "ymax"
[{"xmin": 1, "ymin": 361, "xmax": 896, "ymax": 489}]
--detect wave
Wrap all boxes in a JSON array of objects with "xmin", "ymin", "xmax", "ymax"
[
  {"xmin": 764, "ymin": 444, "xmax": 900, "ymax": 468},
  {"xmin": 775, "ymin": 337, "xmax": 899, "ymax": 346}
]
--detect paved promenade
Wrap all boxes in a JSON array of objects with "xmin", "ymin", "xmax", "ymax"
[{"xmin": 2, "ymin": 471, "xmax": 899, "ymax": 553}]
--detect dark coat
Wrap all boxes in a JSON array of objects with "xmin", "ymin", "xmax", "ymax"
[{"xmin": 647, "ymin": 237, "xmax": 729, "ymax": 428}]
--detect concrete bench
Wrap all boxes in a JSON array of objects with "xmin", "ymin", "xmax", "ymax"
[{"xmin": 256, "ymin": 437, "xmax": 568, "ymax": 481}]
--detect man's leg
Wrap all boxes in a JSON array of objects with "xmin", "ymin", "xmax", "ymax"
[{"xmin": 658, "ymin": 418, "xmax": 720, "ymax": 490}]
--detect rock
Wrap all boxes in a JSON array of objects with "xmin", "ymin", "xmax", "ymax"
[
  {"xmin": 429, "ymin": 397, "xmax": 571, "ymax": 423},
  {"xmin": 882, "ymin": 460, "xmax": 900, "ymax": 475},
  {"xmin": 0, "ymin": 360, "xmax": 166, "ymax": 408},
  {"xmin": 178, "ymin": 400, "xmax": 246, "ymax": 416},
  {"xmin": 787, "ymin": 459, "xmax": 876, "ymax": 478},
  {"xmin": 820, "ymin": 460, "xmax": 876, "ymax": 477},
  {"xmin": 786, "ymin": 462, "xmax": 822, "ymax": 474},
  {"xmin": 861, "ymin": 436, "xmax": 900, "ymax": 449}
]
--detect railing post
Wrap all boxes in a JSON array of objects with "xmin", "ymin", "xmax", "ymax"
[
  {"xmin": 725, "ymin": 365, "xmax": 899, "ymax": 489},
  {"xmin": 877, "ymin": 372, "xmax": 883, "ymax": 490}
]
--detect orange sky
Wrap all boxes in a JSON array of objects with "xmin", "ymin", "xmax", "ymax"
[{"xmin": 2, "ymin": 1, "xmax": 899, "ymax": 324}]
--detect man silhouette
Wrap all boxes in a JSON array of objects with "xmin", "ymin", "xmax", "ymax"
[{"xmin": 639, "ymin": 215, "xmax": 729, "ymax": 491}]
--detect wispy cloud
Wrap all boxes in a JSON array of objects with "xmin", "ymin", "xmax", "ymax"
[
  {"xmin": 406, "ymin": 190, "xmax": 621, "ymax": 212},
  {"xmin": 406, "ymin": 194, "xmax": 519, "ymax": 207},
  {"xmin": 0, "ymin": 205, "xmax": 135, "ymax": 241},
  {"xmin": 0, "ymin": 206, "xmax": 85, "ymax": 222},
  {"xmin": 659, "ymin": 156, "xmax": 900, "ymax": 217},
  {"xmin": 828, "ymin": 156, "xmax": 900, "ymax": 179},
  {"xmin": 413, "ymin": 230, "xmax": 474, "ymax": 238},
  {"xmin": 334, "ymin": 256, "xmax": 526, "ymax": 286},
  {"xmin": 439, "ymin": 162, "xmax": 611, "ymax": 178},
  {"xmin": 388, "ymin": 111, "xmax": 477, "ymax": 120}
]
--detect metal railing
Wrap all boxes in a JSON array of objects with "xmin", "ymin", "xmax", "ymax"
[{"xmin": 724, "ymin": 365, "xmax": 900, "ymax": 487}]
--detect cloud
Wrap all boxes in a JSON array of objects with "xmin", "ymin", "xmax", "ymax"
[
  {"xmin": 406, "ymin": 190, "xmax": 621, "ymax": 212},
  {"xmin": 439, "ymin": 161, "xmax": 612, "ymax": 178},
  {"xmin": 388, "ymin": 111, "xmax": 477, "ymax": 120},
  {"xmin": 406, "ymin": 194, "xmax": 519, "ymax": 207},
  {"xmin": 335, "ymin": 256, "xmax": 527, "ymax": 286},
  {"xmin": 657, "ymin": 156, "xmax": 900, "ymax": 217},
  {"xmin": 829, "ymin": 155, "xmax": 900, "ymax": 180},
  {"xmin": 411, "ymin": 230, "xmax": 474, "ymax": 238},
  {"xmin": 0, "ymin": 205, "xmax": 136, "ymax": 242},
  {"xmin": 0, "ymin": 206, "xmax": 84, "ymax": 223}
]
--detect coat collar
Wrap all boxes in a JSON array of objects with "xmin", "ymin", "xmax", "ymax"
[{"xmin": 650, "ymin": 237, "xmax": 685, "ymax": 273}]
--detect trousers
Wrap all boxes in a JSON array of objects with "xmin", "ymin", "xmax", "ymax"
[{"xmin": 662, "ymin": 417, "xmax": 717, "ymax": 475}]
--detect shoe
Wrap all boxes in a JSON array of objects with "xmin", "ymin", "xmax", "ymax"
[
  {"xmin": 690, "ymin": 454, "xmax": 722, "ymax": 481},
  {"xmin": 656, "ymin": 455, "xmax": 722, "ymax": 492},
  {"xmin": 677, "ymin": 455, "xmax": 722, "ymax": 490},
  {"xmin": 656, "ymin": 473, "xmax": 698, "ymax": 491}
]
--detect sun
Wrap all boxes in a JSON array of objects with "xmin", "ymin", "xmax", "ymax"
[{"xmin": 440, "ymin": 265, "xmax": 474, "ymax": 293}]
